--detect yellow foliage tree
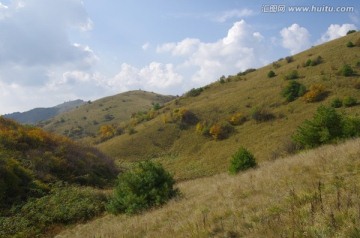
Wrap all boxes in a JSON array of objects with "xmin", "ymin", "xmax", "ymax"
[{"xmin": 303, "ymin": 84, "xmax": 326, "ymax": 103}]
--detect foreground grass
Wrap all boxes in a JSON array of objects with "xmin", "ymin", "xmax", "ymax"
[{"xmin": 57, "ymin": 138, "xmax": 360, "ymax": 237}]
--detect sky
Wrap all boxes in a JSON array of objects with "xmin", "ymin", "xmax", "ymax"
[{"xmin": 0, "ymin": 0, "xmax": 359, "ymax": 114}]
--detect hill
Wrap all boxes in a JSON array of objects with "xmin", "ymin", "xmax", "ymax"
[
  {"xmin": 40, "ymin": 90, "xmax": 176, "ymax": 142},
  {"xmin": 3, "ymin": 99, "xmax": 85, "ymax": 124},
  {"xmin": 97, "ymin": 32, "xmax": 360, "ymax": 181},
  {"xmin": 0, "ymin": 117, "xmax": 118, "ymax": 237},
  {"xmin": 56, "ymin": 138, "xmax": 360, "ymax": 237}
]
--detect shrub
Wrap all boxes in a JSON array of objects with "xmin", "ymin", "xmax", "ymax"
[
  {"xmin": 186, "ymin": 87, "xmax": 203, "ymax": 97},
  {"xmin": 172, "ymin": 108, "xmax": 198, "ymax": 125},
  {"xmin": 237, "ymin": 68, "xmax": 256, "ymax": 76},
  {"xmin": 267, "ymin": 70, "xmax": 276, "ymax": 78},
  {"xmin": 196, "ymin": 121, "xmax": 210, "ymax": 136},
  {"xmin": 281, "ymin": 81, "xmax": 306, "ymax": 102},
  {"xmin": 209, "ymin": 122, "xmax": 234, "ymax": 140},
  {"xmin": 331, "ymin": 98, "xmax": 343, "ymax": 108},
  {"xmin": 228, "ymin": 112, "xmax": 246, "ymax": 126},
  {"xmin": 107, "ymin": 161, "xmax": 178, "ymax": 215},
  {"xmin": 293, "ymin": 106, "xmax": 344, "ymax": 148},
  {"xmin": 285, "ymin": 56, "xmax": 294, "ymax": 63},
  {"xmin": 229, "ymin": 147, "xmax": 257, "ymax": 175},
  {"xmin": 346, "ymin": 41, "xmax": 355, "ymax": 48},
  {"xmin": 342, "ymin": 117, "xmax": 360, "ymax": 138},
  {"xmin": 251, "ymin": 107, "xmax": 275, "ymax": 122},
  {"xmin": 347, "ymin": 30, "xmax": 356, "ymax": 35},
  {"xmin": 284, "ymin": 70, "xmax": 299, "ymax": 80},
  {"xmin": 339, "ymin": 64, "xmax": 354, "ymax": 77},
  {"xmin": 302, "ymin": 84, "xmax": 327, "ymax": 103},
  {"xmin": 343, "ymin": 96, "xmax": 357, "ymax": 107},
  {"xmin": 0, "ymin": 186, "xmax": 106, "ymax": 237}
]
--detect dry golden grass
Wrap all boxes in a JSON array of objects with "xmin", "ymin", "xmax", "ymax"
[{"xmin": 56, "ymin": 138, "xmax": 360, "ymax": 238}]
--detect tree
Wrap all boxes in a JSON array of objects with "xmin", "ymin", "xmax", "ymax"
[
  {"xmin": 229, "ymin": 147, "xmax": 257, "ymax": 175},
  {"xmin": 292, "ymin": 106, "xmax": 344, "ymax": 148},
  {"xmin": 107, "ymin": 161, "xmax": 178, "ymax": 214}
]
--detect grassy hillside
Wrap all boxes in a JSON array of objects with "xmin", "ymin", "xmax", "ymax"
[
  {"xmin": 98, "ymin": 32, "xmax": 360, "ymax": 181},
  {"xmin": 56, "ymin": 138, "xmax": 360, "ymax": 238},
  {"xmin": 41, "ymin": 90, "xmax": 175, "ymax": 142},
  {"xmin": 0, "ymin": 117, "xmax": 118, "ymax": 237}
]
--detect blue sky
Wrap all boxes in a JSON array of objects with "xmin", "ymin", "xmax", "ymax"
[{"xmin": 0, "ymin": 0, "xmax": 359, "ymax": 114}]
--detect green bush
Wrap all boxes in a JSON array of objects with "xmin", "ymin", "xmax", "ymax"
[
  {"xmin": 346, "ymin": 41, "xmax": 355, "ymax": 48},
  {"xmin": 346, "ymin": 30, "xmax": 356, "ymax": 35},
  {"xmin": 343, "ymin": 96, "xmax": 357, "ymax": 107},
  {"xmin": 229, "ymin": 147, "xmax": 257, "ymax": 175},
  {"xmin": 186, "ymin": 87, "xmax": 203, "ymax": 97},
  {"xmin": 284, "ymin": 70, "xmax": 299, "ymax": 80},
  {"xmin": 331, "ymin": 98, "xmax": 343, "ymax": 108},
  {"xmin": 285, "ymin": 56, "xmax": 294, "ymax": 63},
  {"xmin": 267, "ymin": 70, "xmax": 276, "ymax": 78},
  {"xmin": 0, "ymin": 186, "xmax": 106, "ymax": 237},
  {"xmin": 107, "ymin": 161, "xmax": 178, "ymax": 214},
  {"xmin": 281, "ymin": 81, "xmax": 306, "ymax": 102},
  {"xmin": 339, "ymin": 64, "xmax": 354, "ymax": 77},
  {"xmin": 292, "ymin": 106, "xmax": 360, "ymax": 149}
]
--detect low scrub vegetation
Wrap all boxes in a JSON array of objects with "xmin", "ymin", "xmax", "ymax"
[
  {"xmin": 302, "ymin": 84, "xmax": 327, "ymax": 103},
  {"xmin": 186, "ymin": 87, "xmax": 204, "ymax": 97},
  {"xmin": 251, "ymin": 107, "xmax": 275, "ymax": 122},
  {"xmin": 209, "ymin": 122, "xmax": 234, "ymax": 140},
  {"xmin": 0, "ymin": 185, "xmax": 107, "ymax": 237},
  {"xmin": 284, "ymin": 70, "xmax": 299, "ymax": 80},
  {"xmin": 339, "ymin": 64, "xmax": 354, "ymax": 77},
  {"xmin": 107, "ymin": 161, "xmax": 178, "ymax": 215},
  {"xmin": 293, "ymin": 106, "xmax": 360, "ymax": 148},
  {"xmin": 281, "ymin": 81, "xmax": 306, "ymax": 102},
  {"xmin": 229, "ymin": 147, "xmax": 257, "ymax": 174}
]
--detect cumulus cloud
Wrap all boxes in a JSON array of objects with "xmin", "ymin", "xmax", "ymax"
[
  {"xmin": 157, "ymin": 20, "xmax": 267, "ymax": 86},
  {"xmin": 0, "ymin": 0, "xmax": 101, "ymax": 114},
  {"xmin": 280, "ymin": 24, "xmax": 311, "ymax": 55},
  {"xmin": 106, "ymin": 62, "xmax": 183, "ymax": 94},
  {"xmin": 318, "ymin": 24, "xmax": 358, "ymax": 43}
]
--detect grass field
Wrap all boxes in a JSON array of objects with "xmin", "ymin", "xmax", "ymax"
[{"xmin": 56, "ymin": 138, "xmax": 360, "ymax": 238}]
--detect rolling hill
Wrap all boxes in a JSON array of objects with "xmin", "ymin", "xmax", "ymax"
[
  {"xmin": 40, "ymin": 90, "xmax": 175, "ymax": 142},
  {"xmin": 97, "ymin": 32, "xmax": 360, "ymax": 181},
  {"xmin": 3, "ymin": 99, "xmax": 85, "ymax": 125}
]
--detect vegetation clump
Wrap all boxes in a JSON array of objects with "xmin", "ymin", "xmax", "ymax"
[
  {"xmin": 229, "ymin": 147, "xmax": 257, "ymax": 174},
  {"xmin": 281, "ymin": 81, "xmax": 306, "ymax": 102},
  {"xmin": 302, "ymin": 84, "xmax": 327, "ymax": 103},
  {"xmin": 284, "ymin": 70, "xmax": 299, "ymax": 80},
  {"xmin": 331, "ymin": 98, "xmax": 343, "ymax": 108},
  {"xmin": 343, "ymin": 96, "xmax": 357, "ymax": 107},
  {"xmin": 339, "ymin": 64, "xmax": 354, "ymax": 77},
  {"xmin": 186, "ymin": 87, "xmax": 204, "ymax": 97},
  {"xmin": 346, "ymin": 41, "xmax": 355, "ymax": 48},
  {"xmin": 107, "ymin": 161, "xmax": 178, "ymax": 215},
  {"xmin": 251, "ymin": 107, "xmax": 275, "ymax": 122},
  {"xmin": 267, "ymin": 70, "xmax": 276, "ymax": 78},
  {"xmin": 292, "ymin": 106, "xmax": 360, "ymax": 148},
  {"xmin": 209, "ymin": 122, "xmax": 234, "ymax": 140}
]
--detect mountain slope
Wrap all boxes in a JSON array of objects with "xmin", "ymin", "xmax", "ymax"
[
  {"xmin": 41, "ymin": 90, "xmax": 175, "ymax": 141},
  {"xmin": 97, "ymin": 32, "xmax": 360, "ymax": 180},
  {"xmin": 3, "ymin": 99, "xmax": 85, "ymax": 124},
  {"xmin": 56, "ymin": 138, "xmax": 360, "ymax": 238}
]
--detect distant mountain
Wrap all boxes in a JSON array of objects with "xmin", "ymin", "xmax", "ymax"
[{"xmin": 3, "ymin": 99, "xmax": 85, "ymax": 124}]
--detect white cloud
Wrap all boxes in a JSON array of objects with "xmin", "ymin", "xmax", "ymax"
[
  {"xmin": 157, "ymin": 20, "xmax": 267, "ymax": 86},
  {"xmin": 318, "ymin": 24, "xmax": 358, "ymax": 43},
  {"xmin": 215, "ymin": 9, "xmax": 255, "ymax": 23},
  {"xmin": 106, "ymin": 62, "xmax": 183, "ymax": 94},
  {"xmin": 280, "ymin": 23, "xmax": 311, "ymax": 55}
]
